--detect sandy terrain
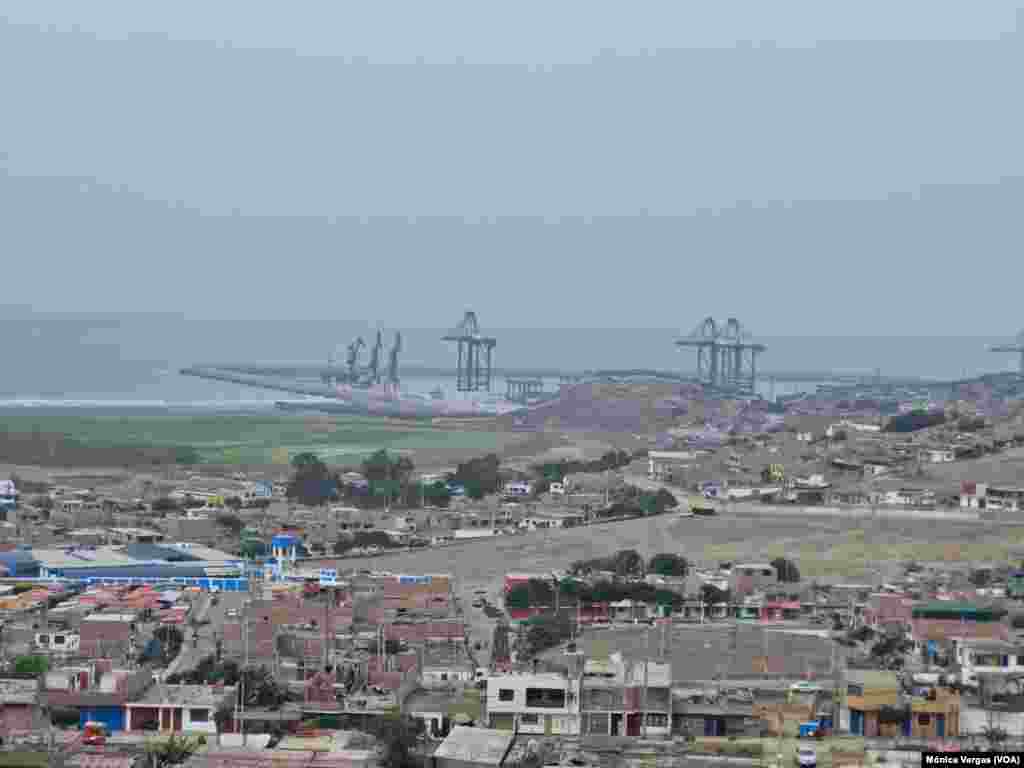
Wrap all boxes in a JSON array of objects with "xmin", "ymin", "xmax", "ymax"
[{"xmin": 343, "ymin": 510, "xmax": 1024, "ymax": 661}]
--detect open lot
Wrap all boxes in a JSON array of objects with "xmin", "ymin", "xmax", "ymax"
[
  {"xmin": 353, "ymin": 511, "xmax": 1024, "ymax": 588},
  {"xmin": 539, "ymin": 622, "xmax": 847, "ymax": 680}
]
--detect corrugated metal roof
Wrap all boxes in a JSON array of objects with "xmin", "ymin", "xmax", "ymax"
[{"xmin": 433, "ymin": 726, "xmax": 513, "ymax": 766}]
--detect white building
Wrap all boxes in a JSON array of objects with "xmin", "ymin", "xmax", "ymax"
[
  {"xmin": 504, "ymin": 481, "xmax": 533, "ymax": 498},
  {"xmin": 827, "ymin": 420, "xmax": 882, "ymax": 437},
  {"xmin": 453, "ymin": 528, "xmax": 497, "ymax": 540},
  {"xmin": 919, "ymin": 448, "xmax": 955, "ymax": 464},
  {"xmin": 35, "ymin": 632, "xmax": 80, "ymax": 654},
  {"xmin": 961, "ymin": 484, "xmax": 1024, "ymax": 512},
  {"xmin": 518, "ymin": 513, "xmax": 585, "ymax": 531},
  {"xmin": 951, "ymin": 638, "xmax": 1024, "ymax": 688},
  {"xmin": 485, "ymin": 672, "xmax": 581, "ymax": 735},
  {"xmin": 648, "ymin": 451, "xmax": 697, "ymax": 481}
]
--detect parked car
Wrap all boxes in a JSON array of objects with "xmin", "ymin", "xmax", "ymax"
[{"xmin": 796, "ymin": 747, "xmax": 816, "ymax": 768}]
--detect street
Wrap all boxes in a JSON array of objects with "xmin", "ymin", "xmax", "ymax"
[{"xmin": 166, "ymin": 590, "xmax": 249, "ymax": 678}]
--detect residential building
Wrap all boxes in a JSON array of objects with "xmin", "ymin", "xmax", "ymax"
[
  {"xmin": 840, "ymin": 670, "xmax": 960, "ymax": 738},
  {"xmin": 79, "ymin": 613, "xmax": 137, "ymax": 657},
  {"xmin": 962, "ymin": 484, "xmax": 1024, "ymax": 512},
  {"xmin": 0, "ymin": 677, "xmax": 41, "ymax": 734},
  {"xmin": 729, "ymin": 564, "xmax": 778, "ymax": 598},
  {"xmin": 876, "ymin": 488, "xmax": 936, "ymax": 507},
  {"xmin": 919, "ymin": 448, "xmax": 955, "ymax": 464},
  {"xmin": 51, "ymin": 499, "xmax": 108, "ymax": 528},
  {"xmin": 518, "ymin": 512, "xmax": 585, "ymax": 531},
  {"xmin": 42, "ymin": 664, "xmax": 153, "ymax": 732},
  {"xmin": 578, "ymin": 655, "xmax": 672, "ymax": 738},
  {"xmin": 910, "ymin": 602, "xmax": 1010, "ymax": 660},
  {"xmin": 164, "ymin": 514, "xmax": 219, "ymax": 544},
  {"xmin": 125, "ymin": 684, "xmax": 235, "ymax": 733},
  {"xmin": 962, "ymin": 692, "xmax": 1024, "ymax": 737},
  {"xmin": 485, "ymin": 671, "xmax": 581, "ymax": 735},
  {"xmin": 503, "ymin": 481, "xmax": 533, "ymax": 498},
  {"xmin": 863, "ymin": 593, "xmax": 915, "ymax": 630},
  {"xmin": 647, "ymin": 451, "xmax": 698, "ymax": 482},
  {"xmin": 950, "ymin": 638, "xmax": 1024, "ymax": 687}
]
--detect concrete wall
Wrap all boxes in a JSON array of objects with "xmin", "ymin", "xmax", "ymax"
[
  {"xmin": 731, "ymin": 504, "xmax": 980, "ymax": 522},
  {"xmin": 962, "ymin": 706, "xmax": 1024, "ymax": 737}
]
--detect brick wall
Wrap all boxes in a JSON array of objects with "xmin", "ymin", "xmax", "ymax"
[
  {"xmin": 0, "ymin": 704, "xmax": 34, "ymax": 734},
  {"xmin": 80, "ymin": 621, "xmax": 132, "ymax": 657}
]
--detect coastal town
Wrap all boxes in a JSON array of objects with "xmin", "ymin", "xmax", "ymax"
[
  {"xmin": 3, "ymin": 372, "xmax": 1024, "ymax": 768},
  {"xmin": 5, "ymin": 1, "xmax": 1024, "ymax": 767}
]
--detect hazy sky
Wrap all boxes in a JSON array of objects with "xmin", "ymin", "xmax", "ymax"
[{"xmin": 2, "ymin": 1, "xmax": 1023, "ymax": 333}]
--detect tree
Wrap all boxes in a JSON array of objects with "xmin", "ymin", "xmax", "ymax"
[
  {"xmin": 613, "ymin": 549, "xmax": 645, "ymax": 578},
  {"xmin": 771, "ymin": 557, "xmax": 801, "ymax": 583},
  {"xmin": 970, "ymin": 569, "xmax": 992, "ymax": 588},
  {"xmin": 215, "ymin": 513, "xmax": 244, "ymax": 534},
  {"xmin": 367, "ymin": 714, "xmax": 425, "ymax": 768},
  {"xmin": 145, "ymin": 733, "xmax": 205, "ymax": 768},
  {"xmin": 654, "ymin": 488, "xmax": 679, "ymax": 510},
  {"xmin": 286, "ymin": 453, "xmax": 337, "ymax": 507},
  {"xmin": 239, "ymin": 665, "xmax": 289, "ymax": 708},
  {"xmin": 422, "ymin": 480, "xmax": 451, "ymax": 507},
  {"xmin": 648, "ymin": 553, "xmax": 689, "ymax": 577},
  {"xmin": 523, "ymin": 613, "xmax": 574, "ymax": 658},
  {"xmin": 14, "ymin": 655, "xmax": 48, "ymax": 676},
  {"xmin": 505, "ymin": 579, "xmax": 554, "ymax": 610},
  {"xmin": 700, "ymin": 584, "xmax": 730, "ymax": 606},
  {"xmin": 154, "ymin": 626, "xmax": 184, "ymax": 663},
  {"xmin": 453, "ymin": 454, "xmax": 502, "ymax": 497},
  {"xmin": 152, "ymin": 497, "xmax": 180, "ymax": 512}
]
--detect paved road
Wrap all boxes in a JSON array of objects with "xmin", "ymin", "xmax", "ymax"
[{"xmin": 167, "ymin": 590, "xmax": 249, "ymax": 677}]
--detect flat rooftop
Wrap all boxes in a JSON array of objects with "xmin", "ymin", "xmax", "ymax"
[
  {"xmin": 433, "ymin": 726, "xmax": 513, "ymax": 766},
  {"xmin": 130, "ymin": 684, "xmax": 235, "ymax": 707}
]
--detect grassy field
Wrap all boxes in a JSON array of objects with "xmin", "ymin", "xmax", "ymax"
[{"xmin": 0, "ymin": 411, "xmax": 519, "ymax": 466}]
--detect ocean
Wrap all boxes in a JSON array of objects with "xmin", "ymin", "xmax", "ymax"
[{"xmin": 0, "ymin": 308, "xmax": 1017, "ymax": 410}]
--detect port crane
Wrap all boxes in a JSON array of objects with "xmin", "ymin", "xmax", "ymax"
[{"xmin": 345, "ymin": 337, "xmax": 366, "ymax": 382}]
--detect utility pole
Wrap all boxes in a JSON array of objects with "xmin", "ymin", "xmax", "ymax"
[
  {"xmin": 642, "ymin": 629, "xmax": 650, "ymax": 740},
  {"xmin": 240, "ymin": 599, "xmax": 249, "ymax": 745}
]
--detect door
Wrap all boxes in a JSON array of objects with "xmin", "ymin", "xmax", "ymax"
[
  {"xmin": 544, "ymin": 716, "xmax": 553, "ymax": 736},
  {"xmin": 173, "ymin": 708, "xmax": 183, "ymax": 732},
  {"xmin": 850, "ymin": 710, "xmax": 864, "ymax": 736},
  {"xmin": 936, "ymin": 714, "xmax": 945, "ymax": 738},
  {"xmin": 627, "ymin": 713, "xmax": 642, "ymax": 737}
]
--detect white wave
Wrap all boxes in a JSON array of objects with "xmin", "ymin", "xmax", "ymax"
[{"xmin": 0, "ymin": 399, "xmax": 282, "ymax": 410}]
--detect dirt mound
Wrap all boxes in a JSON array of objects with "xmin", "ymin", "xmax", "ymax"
[{"xmin": 503, "ymin": 381, "xmax": 692, "ymax": 433}]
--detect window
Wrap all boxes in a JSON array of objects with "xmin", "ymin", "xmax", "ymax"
[
  {"xmin": 918, "ymin": 714, "xmax": 930, "ymax": 726},
  {"xmin": 53, "ymin": 635, "xmax": 66, "ymax": 645},
  {"xmin": 520, "ymin": 714, "xmax": 539, "ymax": 724},
  {"xmin": 847, "ymin": 685, "xmax": 864, "ymax": 697},
  {"xmin": 646, "ymin": 713, "xmax": 668, "ymax": 727},
  {"xmin": 190, "ymin": 709, "xmax": 209, "ymax": 723},
  {"xmin": 762, "ymin": 570, "xmax": 773, "ymax": 577},
  {"xmin": 498, "ymin": 689, "xmax": 515, "ymax": 702},
  {"xmin": 526, "ymin": 688, "xmax": 566, "ymax": 709}
]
